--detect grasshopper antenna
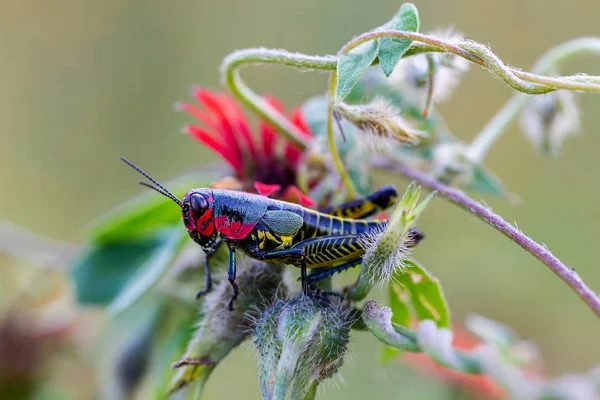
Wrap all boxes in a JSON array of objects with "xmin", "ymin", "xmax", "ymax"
[{"xmin": 120, "ymin": 157, "xmax": 182, "ymax": 206}]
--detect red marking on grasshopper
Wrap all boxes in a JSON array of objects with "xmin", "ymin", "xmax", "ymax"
[
  {"xmin": 197, "ymin": 208, "xmax": 215, "ymax": 236},
  {"xmin": 214, "ymin": 215, "xmax": 256, "ymax": 239}
]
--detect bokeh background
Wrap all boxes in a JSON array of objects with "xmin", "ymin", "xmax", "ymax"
[{"xmin": 1, "ymin": 0, "xmax": 599, "ymax": 399}]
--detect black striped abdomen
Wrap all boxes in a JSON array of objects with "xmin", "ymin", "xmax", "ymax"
[{"xmin": 268, "ymin": 202, "xmax": 386, "ymax": 245}]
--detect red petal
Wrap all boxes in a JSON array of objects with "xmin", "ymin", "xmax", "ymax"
[
  {"xmin": 254, "ymin": 182, "xmax": 281, "ymax": 197},
  {"xmin": 259, "ymin": 96, "xmax": 285, "ymax": 157},
  {"xmin": 284, "ymin": 108, "xmax": 311, "ymax": 166},
  {"xmin": 282, "ymin": 186, "xmax": 316, "ymax": 207},
  {"xmin": 216, "ymin": 93, "xmax": 258, "ymax": 159},
  {"xmin": 193, "ymin": 89, "xmax": 242, "ymax": 162},
  {"xmin": 289, "ymin": 108, "xmax": 313, "ymax": 138},
  {"xmin": 284, "ymin": 144, "xmax": 303, "ymax": 166},
  {"xmin": 176, "ymin": 101, "xmax": 221, "ymax": 134},
  {"xmin": 185, "ymin": 125, "xmax": 244, "ymax": 176}
]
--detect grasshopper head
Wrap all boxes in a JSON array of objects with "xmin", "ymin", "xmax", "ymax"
[
  {"xmin": 181, "ymin": 188, "xmax": 218, "ymax": 252},
  {"xmin": 120, "ymin": 157, "xmax": 220, "ymax": 254}
]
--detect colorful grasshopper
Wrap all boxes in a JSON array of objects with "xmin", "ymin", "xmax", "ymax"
[{"xmin": 122, "ymin": 158, "xmax": 423, "ymax": 310}]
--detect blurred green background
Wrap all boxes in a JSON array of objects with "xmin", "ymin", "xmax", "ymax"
[{"xmin": 1, "ymin": 0, "xmax": 599, "ymax": 398}]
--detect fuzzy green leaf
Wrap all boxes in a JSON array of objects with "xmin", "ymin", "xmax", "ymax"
[
  {"xmin": 382, "ymin": 283, "xmax": 412, "ymax": 361},
  {"xmin": 148, "ymin": 304, "xmax": 198, "ymax": 399},
  {"xmin": 336, "ymin": 40, "xmax": 380, "ymax": 103},
  {"xmin": 389, "ymin": 284, "xmax": 411, "ymax": 327},
  {"xmin": 71, "ymin": 227, "xmax": 187, "ymax": 309},
  {"xmin": 108, "ymin": 228, "xmax": 187, "ymax": 316},
  {"xmin": 395, "ymin": 260, "xmax": 450, "ymax": 328},
  {"xmin": 377, "ymin": 3, "xmax": 420, "ymax": 76},
  {"xmin": 467, "ymin": 165, "xmax": 507, "ymax": 198}
]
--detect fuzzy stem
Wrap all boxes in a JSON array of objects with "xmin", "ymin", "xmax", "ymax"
[
  {"xmin": 338, "ymin": 31, "xmax": 600, "ymax": 92},
  {"xmin": 464, "ymin": 92, "xmax": 530, "ymax": 164},
  {"xmin": 220, "ymin": 49, "xmax": 337, "ymax": 151},
  {"xmin": 422, "ymin": 54, "xmax": 436, "ymax": 118},
  {"xmin": 220, "ymin": 35, "xmax": 600, "ymax": 160},
  {"xmin": 303, "ymin": 381, "xmax": 319, "ymax": 400},
  {"xmin": 363, "ymin": 300, "xmax": 600, "ymax": 397},
  {"xmin": 362, "ymin": 301, "xmax": 481, "ymax": 372},
  {"xmin": 273, "ymin": 345, "xmax": 297, "ymax": 400},
  {"xmin": 326, "ymin": 71, "xmax": 357, "ymax": 199},
  {"xmin": 372, "ymin": 158, "xmax": 600, "ymax": 320},
  {"xmin": 466, "ymin": 37, "xmax": 600, "ymax": 163}
]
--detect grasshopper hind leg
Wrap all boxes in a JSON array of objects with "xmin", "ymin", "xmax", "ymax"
[{"xmin": 306, "ymin": 258, "xmax": 363, "ymax": 283}]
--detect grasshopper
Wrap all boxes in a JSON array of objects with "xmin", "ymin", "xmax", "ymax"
[{"xmin": 122, "ymin": 158, "xmax": 423, "ymax": 309}]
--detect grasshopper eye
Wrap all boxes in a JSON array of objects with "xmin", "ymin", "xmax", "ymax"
[{"xmin": 190, "ymin": 194, "xmax": 208, "ymax": 217}]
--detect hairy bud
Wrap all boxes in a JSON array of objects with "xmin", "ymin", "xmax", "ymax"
[
  {"xmin": 335, "ymin": 98, "xmax": 424, "ymax": 147},
  {"xmin": 168, "ymin": 258, "xmax": 289, "ymax": 395},
  {"xmin": 431, "ymin": 142, "xmax": 475, "ymax": 187},
  {"xmin": 254, "ymin": 296, "xmax": 352, "ymax": 400},
  {"xmin": 390, "ymin": 27, "xmax": 470, "ymax": 106},
  {"xmin": 519, "ymin": 90, "xmax": 581, "ymax": 157},
  {"xmin": 357, "ymin": 182, "xmax": 436, "ymax": 290}
]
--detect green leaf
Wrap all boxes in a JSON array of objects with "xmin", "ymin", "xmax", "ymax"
[
  {"xmin": 382, "ymin": 283, "xmax": 412, "ymax": 362},
  {"xmin": 89, "ymin": 176, "xmax": 211, "ymax": 244},
  {"xmin": 71, "ymin": 227, "xmax": 187, "ymax": 309},
  {"xmin": 377, "ymin": 3, "xmax": 420, "ymax": 76},
  {"xmin": 148, "ymin": 304, "xmax": 198, "ymax": 399},
  {"xmin": 467, "ymin": 164, "xmax": 507, "ymax": 198},
  {"xmin": 388, "ymin": 284, "xmax": 411, "ymax": 327},
  {"xmin": 395, "ymin": 260, "xmax": 450, "ymax": 328},
  {"xmin": 108, "ymin": 228, "xmax": 188, "ymax": 316},
  {"xmin": 114, "ymin": 302, "xmax": 163, "ymax": 395},
  {"xmin": 336, "ymin": 40, "xmax": 380, "ymax": 103}
]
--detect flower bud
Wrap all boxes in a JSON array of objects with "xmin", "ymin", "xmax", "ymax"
[
  {"xmin": 431, "ymin": 142, "xmax": 474, "ymax": 187},
  {"xmin": 389, "ymin": 28, "xmax": 470, "ymax": 106},
  {"xmin": 519, "ymin": 90, "xmax": 581, "ymax": 157},
  {"xmin": 254, "ymin": 296, "xmax": 352, "ymax": 400},
  {"xmin": 168, "ymin": 258, "xmax": 289, "ymax": 395},
  {"xmin": 335, "ymin": 98, "xmax": 424, "ymax": 146},
  {"xmin": 357, "ymin": 182, "xmax": 436, "ymax": 289}
]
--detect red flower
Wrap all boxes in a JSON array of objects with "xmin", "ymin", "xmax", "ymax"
[
  {"xmin": 402, "ymin": 326, "xmax": 505, "ymax": 399},
  {"xmin": 176, "ymin": 88, "xmax": 315, "ymax": 206}
]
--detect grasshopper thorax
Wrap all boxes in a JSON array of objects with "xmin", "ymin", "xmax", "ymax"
[{"xmin": 182, "ymin": 188, "xmax": 217, "ymax": 252}]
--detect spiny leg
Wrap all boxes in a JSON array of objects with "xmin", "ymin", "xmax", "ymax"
[
  {"xmin": 301, "ymin": 259, "xmax": 308, "ymax": 295},
  {"xmin": 287, "ymin": 234, "xmax": 364, "ymax": 294},
  {"xmin": 306, "ymin": 258, "xmax": 363, "ymax": 282},
  {"xmin": 242, "ymin": 234, "xmax": 364, "ymax": 296},
  {"xmin": 227, "ymin": 242, "xmax": 239, "ymax": 311},
  {"xmin": 317, "ymin": 187, "xmax": 424, "ymax": 247},
  {"xmin": 195, "ymin": 238, "xmax": 223, "ymax": 299}
]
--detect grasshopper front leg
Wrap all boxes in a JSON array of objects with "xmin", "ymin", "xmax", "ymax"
[{"xmin": 195, "ymin": 238, "xmax": 223, "ymax": 300}]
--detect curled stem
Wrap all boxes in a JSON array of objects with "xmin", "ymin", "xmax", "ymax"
[
  {"xmin": 220, "ymin": 49, "xmax": 337, "ymax": 151},
  {"xmin": 466, "ymin": 37, "xmax": 600, "ymax": 163},
  {"xmin": 372, "ymin": 158, "xmax": 600, "ymax": 320},
  {"xmin": 221, "ymin": 34, "xmax": 600, "ymax": 169},
  {"xmin": 326, "ymin": 71, "xmax": 357, "ymax": 199},
  {"xmin": 339, "ymin": 31, "xmax": 600, "ymax": 92}
]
